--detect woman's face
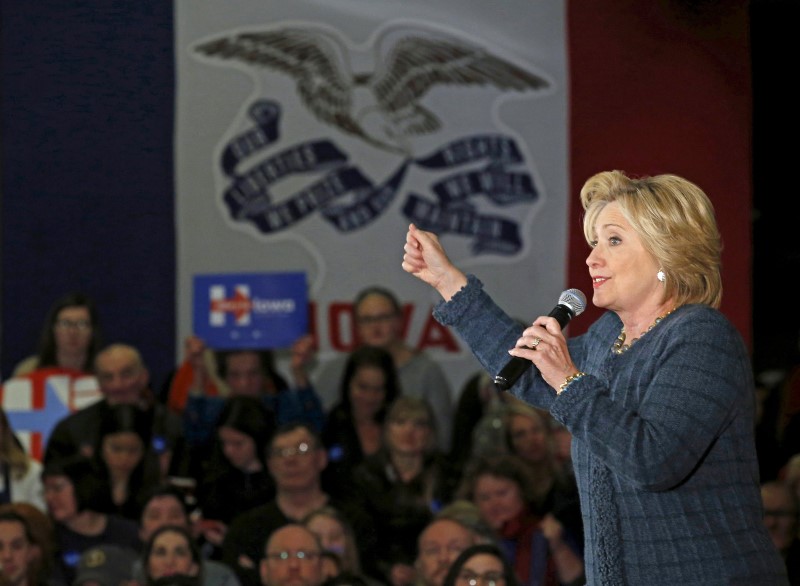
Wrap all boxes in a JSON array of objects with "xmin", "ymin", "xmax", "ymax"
[
  {"xmin": 355, "ymin": 294, "xmax": 401, "ymax": 348},
  {"xmin": 147, "ymin": 530, "xmax": 199, "ymax": 579},
  {"xmin": 306, "ymin": 514, "xmax": 347, "ymax": 558},
  {"xmin": 102, "ymin": 431, "xmax": 144, "ymax": 475},
  {"xmin": 43, "ymin": 475, "xmax": 78, "ymax": 522},
  {"xmin": 473, "ymin": 474, "xmax": 525, "ymax": 531},
  {"xmin": 585, "ymin": 201, "xmax": 662, "ymax": 314},
  {"xmin": 219, "ymin": 426, "xmax": 260, "ymax": 471},
  {"xmin": 454, "ymin": 553, "xmax": 506, "ymax": 586},
  {"xmin": 53, "ymin": 306, "xmax": 93, "ymax": 354},
  {"xmin": 348, "ymin": 365, "xmax": 387, "ymax": 419},
  {"xmin": 507, "ymin": 413, "xmax": 548, "ymax": 464},
  {"xmin": 386, "ymin": 410, "xmax": 431, "ymax": 456},
  {"xmin": 224, "ymin": 352, "xmax": 265, "ymax": 397},
  {"xmin": 140, "ymin": 495, "xmax": 189, "ymax": 543}
]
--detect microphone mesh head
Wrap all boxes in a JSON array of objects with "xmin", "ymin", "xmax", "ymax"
[{"xmin": 559, "ymin": 288, "xmax": 587, "ymax": 316}]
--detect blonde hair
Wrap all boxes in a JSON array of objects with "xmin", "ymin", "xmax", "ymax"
[
  {"xmin": 580, "ymin": 170, "xmax": 722, "ymax": 308},
  {"xmin": 302, "ymin": 505, "xmax": 362, "ymax": 575},
  {"xmin": 0, "ymin": 408, "xmax": 33, "ymax": 479},
  {"xmin": 385, "ymin": 395, "xmax": 439, "ymax": 454}
]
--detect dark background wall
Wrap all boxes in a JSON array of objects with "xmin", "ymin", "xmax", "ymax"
[
  {"xmin": 750, "ymin": 0, "xmax": 798, "ymax": 375},
  {"xmin": 1, "ymin": 0, "xmax": 796, "ymax": 388},
  {"xmin": 1, "ymin": 3, "xmax": 176, "ymax": 386}
]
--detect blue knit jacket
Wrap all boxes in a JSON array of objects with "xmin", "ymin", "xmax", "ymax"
[{"xmin": 434, "ymin": 275, "xmax": 787, "ymax": 586}]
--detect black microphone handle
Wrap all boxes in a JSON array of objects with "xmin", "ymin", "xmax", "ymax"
[{"xmin": 493, "ymin": 303, "xmax": 575, "ymax": 391}]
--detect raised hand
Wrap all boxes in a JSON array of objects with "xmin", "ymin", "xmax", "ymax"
[{"xmin": 401, "ymin": 223, "xmax": 467, "ymax": 301}]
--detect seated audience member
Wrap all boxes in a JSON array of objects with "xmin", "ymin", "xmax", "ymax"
[
  {"xmin": 73, "ymin": 544, "xmax": 137, "ymax": 586},
  {"xmin": 43, "ymin": 344, "xmax": 185, "ymax": 480},
  {"xmin": 503, "ymin": 401, "xmax": 583, "ymax": 549},
  {"xmin": 93, "ymin": 403, "xmax": 162, "ymax": 522},
  {"xmin": 302, "ymin": 506, "xmax": 380, "ymax": 586},
  {"xmin": 322, "ymin": 346, "xmax": 400, "ymax": 498},
  {"xmin": 259, "ymin": 524, "xmax": 325, "ymax": 586},
  {"xmin": 414, "ymin": 500, "xmax": 496, "ymax": 586},
  {"xmin": 195, "ymin": 396, "xmax": 277, "ymax": 557},
  {"xmin": 135, "ymin": 485, "xmax": 241, "ymax": 586},
  {"xmin": 441, "ymin": 544, "xmax": 520, "ymax": 586},
  {"xmin": 11, "ymin": 292, "xmax": 103, "ymax": 377},
  {"xmin": 41, "ymin": 456, "xmax": 140, "ymax": 585},
  {"xmin": 166, "ymin": 335, "xmax": 323, "ymax": 459},
  {"xmin": 761, "ymin": 480, "xmax": 800, "ymax": 583},
  {"xmin": 351, "ymin": 396, "xmax": 460, "ymax": 586},
  {"xmin": 0, "ymin": 407, "xmax": 45, "ymax": 511},
  {"xmin": 222, "ymin": 422, "xmax": 377, "ymax": 586},
  {"xmin": 141, "ymin": 525, "xmax": 203, "ymax": 586},
  {"xmin": 449, "ymin": 372, "xmax": 508, "ymax": 477},
  {"xmin": 0, "ymin": 508, "xmax": 51, "ymax": 586},
  {"xmin": 310, "ymin": 286, "xmax": 454, "ymax": 450},
  {"xmin": 457, "ymin": 454, "xmax": 585, "ymax": 586},
  {"xmin": 0, "ymin": 502, "xmax": 58, "ymax": 586}
]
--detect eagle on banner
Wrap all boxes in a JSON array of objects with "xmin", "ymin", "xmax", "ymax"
[{"xmin": 194, "ymin": 25, "xmax": 550, "ymax": 155}]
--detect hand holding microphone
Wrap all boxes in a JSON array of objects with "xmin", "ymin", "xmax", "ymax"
[{"xmin": 494, "ymin": 288, "xmax": 587, "ymax": 390}]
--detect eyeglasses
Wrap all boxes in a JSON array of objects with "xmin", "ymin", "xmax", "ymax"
[
  {"xmin": 269, "ymin": 442, "xmax": 315, "ymax": 459},
  {"xmin": 356, "ymin": 312, "xmax": 397, "ymax": 325},
  {"xmin": 54, "ymin": 319, "xmax": 92, "ymax": 332},
  {"xmin": 457, "ymin": 570, "xmax": 505, "ymax": 586},
  {"xmin": 265, "ymin": 550, "xmax": 321, "ymax": 563}
]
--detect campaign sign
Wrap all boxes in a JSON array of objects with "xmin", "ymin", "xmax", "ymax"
[
  {"xmin": 193, "ymin": 272, "xmax": 308, "ymax": 349},
  {"xmin": 1, "ymin": 368, "xmax": 102, "ymax": 461}
]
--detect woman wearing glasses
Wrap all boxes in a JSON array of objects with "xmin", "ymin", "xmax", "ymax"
[
  {"xmin": 11, "ymin": 292, "xmax": 103, "ymax": 377},
  {"xmin": 442, "ymin": 544, "xmax": 519, "ymax": 586}
]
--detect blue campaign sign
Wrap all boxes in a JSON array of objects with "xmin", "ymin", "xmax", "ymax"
[{"xmin": 193, "ymin": 272, "xmax": 308, "ymax": 349}]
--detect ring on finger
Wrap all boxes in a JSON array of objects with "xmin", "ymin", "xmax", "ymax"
[{"xmin": 530, "ymin": 337, "xmax": 542, "ymax": 350}]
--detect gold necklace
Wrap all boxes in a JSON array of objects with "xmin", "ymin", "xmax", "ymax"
[{"xmin": 612, "ymin": 307, "xmax": 677, "ymax": 354}]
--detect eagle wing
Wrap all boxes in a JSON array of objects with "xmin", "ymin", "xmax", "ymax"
[
  {"xmin": 371, "ymin": 35, "xmax": 550, "ymax": 135},
  {"xmin": 194, "ymin": 29, "xmax": 364, "ymax": 136}
]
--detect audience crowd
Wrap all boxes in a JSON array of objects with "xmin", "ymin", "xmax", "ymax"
[{"xmin": 0, "ymin": 289, "xmax": 798, "ymax": 586}]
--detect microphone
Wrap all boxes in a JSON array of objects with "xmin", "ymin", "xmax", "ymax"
[{"xmin": 493, "ymin": 288, "xmax": 587, "ymax": 391}]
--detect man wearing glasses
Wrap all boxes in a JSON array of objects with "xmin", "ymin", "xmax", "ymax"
[
  {"xmin": 223, "ymin": 422, "xmax": 378, "ymax": 586},
  {"xmin": 260, "ymin": 524, "xmax": 324, "ymax": 586}
]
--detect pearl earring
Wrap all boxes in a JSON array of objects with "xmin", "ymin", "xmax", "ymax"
[{"xmin": 657, "ymin": 270, "xmax": 666, "ymax": 283}]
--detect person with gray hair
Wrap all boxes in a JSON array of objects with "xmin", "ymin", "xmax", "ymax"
[{"xmin": 414, "ymin": 500, "xmax": 496, "ymax": 586}]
